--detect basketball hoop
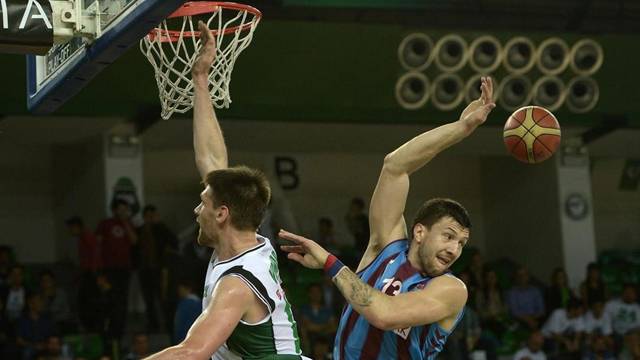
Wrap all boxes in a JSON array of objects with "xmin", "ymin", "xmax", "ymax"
[{"xmin": 140, "ymin": 2, "xmax": 261, "ymax": 119}]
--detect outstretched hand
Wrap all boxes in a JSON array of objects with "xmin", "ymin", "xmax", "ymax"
[
  {"xmin": 192, "ymin": 21, "xmax": 217, "ymax": 78},
  {"xmin": 459, "ymin": 76, "xmax": 496, "ymax": 131},
  {"xmin": 279, "ymin": 230, "xmax": 330, "ymax": 270}
]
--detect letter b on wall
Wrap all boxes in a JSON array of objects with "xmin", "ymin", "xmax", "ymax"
[{"xmin": 275, "ymin": 156, "xmax": 299, "ymax": 190}]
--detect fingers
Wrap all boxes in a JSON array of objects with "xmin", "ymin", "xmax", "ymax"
[
  {"xmin": 287, "ymin": 252, "xmax": 306, "ymax": 264},
  {"xmin": 478, "ymin": 76, "xmax": 494, "ymax": 104},
  {"xmin": 278, "ymin": 229, "xmax": 307, "ymax": 244},
  {"xmin": 481, "ymin": 82, "xmax": 489, "ymax": 102},
  {"xmin": 197, "ymin": 20, "xmax": 215, "ymax": 46},
  {"xmin": 280, "ymin": 245, "xmax": 305, "ymax": 254},
  {"xmin": 481, "ymin": 102, "xmax": 496, "ymax": 115}
]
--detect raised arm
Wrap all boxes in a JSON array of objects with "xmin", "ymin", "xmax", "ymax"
[
  {"xmin": 367, "ymin": 77, "xmax": 495, "ymax": 253},
  {"xmin": 144, "ymin": 276, "xmax": 254, "ymax": 360},
  {"xmin": 192, "ymin": 21, "xmax": 228, "ymax": 179},
  {"xmin": 279, "ymin": 230, "xmax": 467, "ymax": 330}
]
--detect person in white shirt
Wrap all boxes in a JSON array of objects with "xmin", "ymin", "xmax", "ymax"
[
  {"xmin": 513, "ymin": 331, "xmax": 547, "ymax": 360},
  {"xmin": 605, "ymin": 284, "xmax": 640, "ymax": 336},
  {"xmin": 604, "ymin": 284, "xmax": 640, "ymax": 359},
  {"xmin": 541, "ymin": 298, "xmax": 585, "ymax": 356},
  {"xmin": 584, "ymin": 301, "xmax": 613, "ymax": 336},
  {"xmin": 582, "ymin": 300, "xmax": 614, "ymax": 351}
]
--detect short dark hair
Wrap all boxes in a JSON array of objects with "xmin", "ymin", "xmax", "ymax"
[
  {"xmin": 65, "ymin": 216, "xmax": 84, "ymax": 227},
  {"xmin": 204, "ymin": 166, "xmax": 271, "ymax": 231},
  {"xmin": 411, "ymin": 198, "xmax": 471, "ymax": 235},
  {"xmin": 567, "ymin": 297, "xmax": 582, "ymax": 310},
  {"xmin": 110, "ymin": 199, "xmax": 130, "ymax": 211}
]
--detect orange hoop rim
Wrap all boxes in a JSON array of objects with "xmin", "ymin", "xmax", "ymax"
[{"xmin": 148, "ymin": 1, "xmax": 261, "ymax": 43}]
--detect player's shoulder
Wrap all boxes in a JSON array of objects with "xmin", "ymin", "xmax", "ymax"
[
  {"xmin": 421, "ymin": 273, "xmax": 468, "ymax": 304},
  {"xmin": 429, "ymin": 272, "xmax": 467, "ymax": 290},
  {"xmin": 215, "ymin": 274, "xmax": 256, "ymax": 300}
]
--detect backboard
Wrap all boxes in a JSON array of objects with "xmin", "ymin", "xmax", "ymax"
[{"xmin": 26, "ymin": 0, "xmax": 185, "ymax": 114}]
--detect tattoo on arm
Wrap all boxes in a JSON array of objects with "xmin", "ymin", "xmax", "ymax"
[{"xmin": 333, "ymin": 268, "xmax": 373, "ymax": 307}]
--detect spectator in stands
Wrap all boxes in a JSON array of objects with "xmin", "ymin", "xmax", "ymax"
[
  {"xmin": 580, "ymin": 263, "xmax": 608, "ymax": 308},
  {"xmin": 317, "ymin": 217, "xmax": 341, "ymax": 256},
  {"xmin": 542, "ymin": 297, "xmax": 585, "ymax": 358},
  {"xmin": 17, "ymin": 293, "xmax": 54, "ymax": 359},
  {"xmin": 545, "ymin": 267, "xmax": 577, "ymax": 317},
  {"xmin": 626, "ymin": 332, "xmax": 640, "ymax": 360},
  {"xmin": 4, "ymin": 265, "xmax": 28, "ymax": 323},
  {"xmin": 299, "ymin": 283, "xmax": 338, "ymax": 352},
  {"xmin": 65, "ymin": 216, "xmax": 100, "ymax": 331},
  {"xmin": 506, "ymin": 266, "xmax": 546, "ymax": 330},
  {"xmin": 96, "ymin": 199, "xmax": 137, "ymax": 338},
  {"xmin": 583, "ymin": 301, "xmax": 613, "ymax": 349},
  {"xmin": 0, "ymin": 246, "xmax": 14, "ymax": 292},
  {"xmin": 123, "ymin": 333, "xmax": 150, "ymax": 360},
  {"xmin": 582, "ymin": 334, "xmax": 616, "ymax": 360},
  {"xmin": 35, "ymin": 335, "xmax": 72, "ymax": 360},
  {"xmin": 93, "ymin": 273, "xmax": 121, "ymax": 353},
  {"xmin": 344, "ymin": 197, "xmax": 369, "ymax": 257},
  {"xmin": 513, "ymin": 331, "xmax": 547, "ymax": 360},
  {"xmin": 467, "ymin": 251, "xmax": 485, "ymax": 294},
  {"xmin": 38, "ymin": 271, "xmax": 71, "ymax": 332},
  {"xmin": 0, "ymin": 296, "xmax": 9, "ymax": 356},
  {"xmin": 321, "ymin": 274, "xmax": 344, "ymax": 316},
  {"xmin": 605, "ymin": 283, "xmax": 640, "ymax": 358},
  {"xmin": 172, "ymin": 280, "xmax": 201, "ymax": 344},
  {"xmin": 135, "ymin": 204, "xmax": 178, "ymax": 331},
  {"xmin": 444, "ymin": 270, "xmax": 479, "ymax": 359},
  {"xmin": 311, "ymin": 336, "xmax": 332, "ymax": 360},
  {"xmin": 444, "ymin": 270, "xmax": 498, "ymax": 360},
  {"xmin": 476, "ymin": 268, "xmax": 507, "ymax": 342}
]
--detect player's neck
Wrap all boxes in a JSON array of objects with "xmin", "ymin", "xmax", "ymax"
[
  {"xmin": 406, "ymin": 245, "xmax": 426, "ymax": 275},
  {"xmin": 215, "ymin": 228, "xmax": 261, "ymax": 261}
]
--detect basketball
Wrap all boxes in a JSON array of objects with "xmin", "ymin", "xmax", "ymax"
[{"xmin": 503, "ymin": 106, "xmax": 562, "ymax": 164}]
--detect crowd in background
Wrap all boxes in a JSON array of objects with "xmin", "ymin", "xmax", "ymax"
[
  {"xmin": 0, "ymin": 201, "xmax": 207, "ymax": 359},
  {"xmin": 0, "ymin": 197, "xmax": 639, "ymax": 360}
]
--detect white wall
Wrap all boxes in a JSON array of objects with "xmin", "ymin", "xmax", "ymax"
[
  {"xmin": 51, "ymin": 137, "xmax": 107, "ymax": 263},
  {"xmin": 591, "ymin": 158, "xmax": 640, "ymax": 252},
  {"xmin": 0, "ymin": 143, "xmax": 57, "ymax": 262},
  {"xmin": 480, "ymin": 156, "xmax": 564, "ymax": 282},
  {"xmin": 142, "ymin": 147, "xmax": 487, "ymax": 254},
  {"xmin": 1, "ymin": 117, "xmax": 638, "ymax": 273}
]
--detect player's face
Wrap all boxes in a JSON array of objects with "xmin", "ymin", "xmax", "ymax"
[
  {"xmin": 416, "ymin": 216, "xmax": 469, "ymax": 276},
  {"xmin": 194, "ymin": 186, "xmax": 219, "ymax": 246}
]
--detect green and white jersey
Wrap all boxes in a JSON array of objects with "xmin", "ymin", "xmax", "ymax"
[{"xmin": 204, "ymin": 235, "xmax": 305, "ymax": 360}]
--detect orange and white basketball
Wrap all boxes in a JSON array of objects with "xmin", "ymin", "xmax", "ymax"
[{"xmin": 503, "ymin": 106, "xmax": 562, "ymax": 164}]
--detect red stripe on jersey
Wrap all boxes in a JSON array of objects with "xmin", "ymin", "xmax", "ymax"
[
  {"xmin": 360, "ymin": 258, "xmax": 418, "ymax": 359},
  {"xmin": 420, "ymin": 326, "xmax": 428, "ymax": 346},
  {"xmin": 340, "ymin": 255, "xmax": 396, "ymax": 360},
  {"xmin": 397, "ymin": 333, "xmax": 412, "ymax": 360}
]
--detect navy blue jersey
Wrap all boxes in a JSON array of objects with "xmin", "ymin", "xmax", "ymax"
[{"xmin": 333, "ymin": 239, "xmax": 464, "ymax": 360}]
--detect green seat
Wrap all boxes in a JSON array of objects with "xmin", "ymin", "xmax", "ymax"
[
  {"xmin": 599, "ymin": 250, "xmax": 626, "ymax": 266},
  {"xmin": 64, "ymin": 334, "xmax": 103, "ymax": 359}
]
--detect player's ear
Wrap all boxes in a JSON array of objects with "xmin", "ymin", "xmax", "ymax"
[
  {"xmin": 216, "ymin": 205, "xmax": 229, "ymax": 223},
  {"xmin": 413, "ymin": 223, "xmax": 425, "ymax": 242}
]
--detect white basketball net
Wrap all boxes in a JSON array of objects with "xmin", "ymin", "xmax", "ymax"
[{"xmin": 140, "ymin": 2, "xmax": 260, "ymax": 119}]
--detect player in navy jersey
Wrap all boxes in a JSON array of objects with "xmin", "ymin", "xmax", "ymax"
[{"xmin": 280, "ymin": 77, "xmax": 496, "ymax": 359}]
